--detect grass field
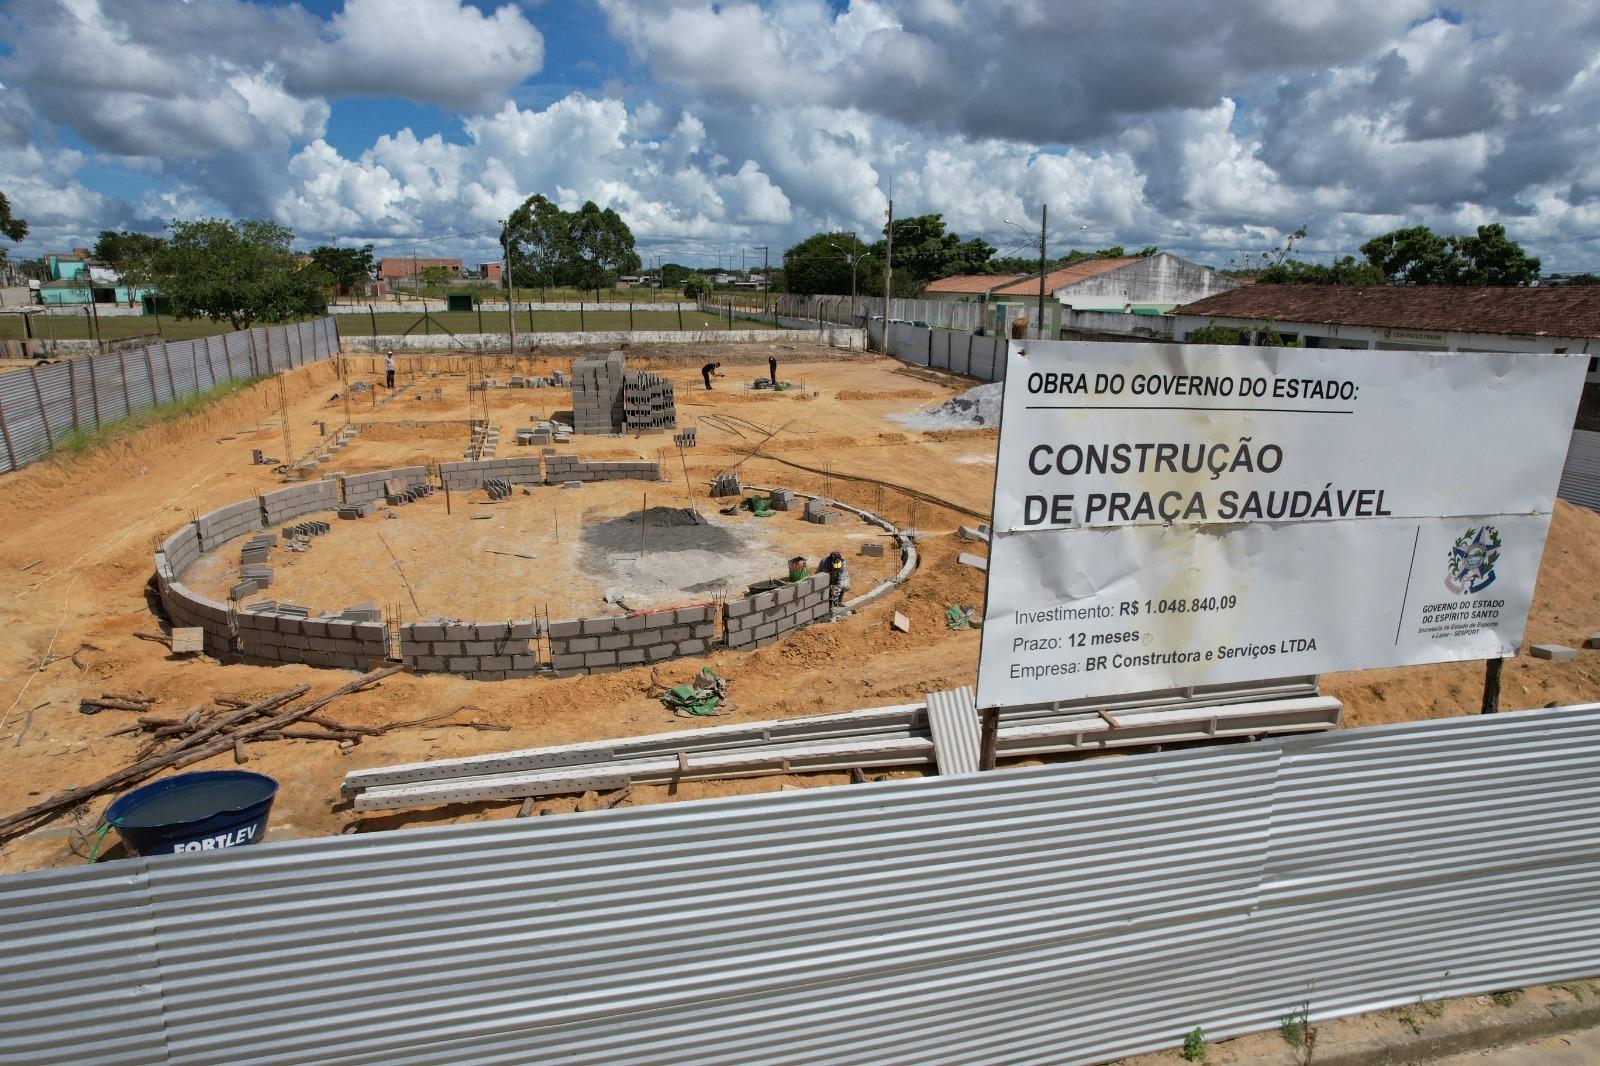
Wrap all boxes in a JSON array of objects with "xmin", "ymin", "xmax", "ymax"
[{"xmin": 1, "ymin": 309, "xmax": 777, "ymax": 342}]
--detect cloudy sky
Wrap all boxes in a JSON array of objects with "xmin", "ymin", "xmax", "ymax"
[{"xmin": 3, "ymin": 0, "xmax": 1600, "ymax": 272}]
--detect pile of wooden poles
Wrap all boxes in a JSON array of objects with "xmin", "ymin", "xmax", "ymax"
[{"xmin": 0, "ymin": 666, "xmax": 413, "ymax": 841}]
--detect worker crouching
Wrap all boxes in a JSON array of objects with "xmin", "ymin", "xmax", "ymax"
[{"xmin": 819, "ymin": 550, "xmax": 850, "ymax": 616}]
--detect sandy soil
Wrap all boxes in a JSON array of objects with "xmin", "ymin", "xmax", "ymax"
[{"xmin": 0, "ymin": 343, "xmax": 1595, "ymax": 876}]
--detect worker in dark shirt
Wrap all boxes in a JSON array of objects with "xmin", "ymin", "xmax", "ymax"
[
  {"xmin": 702, "ymin": 362, "xmax": 722, "ymax": 390},
  {"xmin": 819, "ymin": 550, "xmax": 850, "ymax": 613},
  {"xmin": 768, "ymin": 355, "xmax": 778, "ymax": 386}
]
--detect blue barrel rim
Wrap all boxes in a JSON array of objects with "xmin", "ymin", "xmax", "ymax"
[{"xmin": 103, "ymin": 769, "xmax": 280, "ymax": 830}]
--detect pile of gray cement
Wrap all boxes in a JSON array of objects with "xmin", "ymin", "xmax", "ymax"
[{"xmin": 892, "ymin": 381, "xmax": 1003, "ymax": 429}]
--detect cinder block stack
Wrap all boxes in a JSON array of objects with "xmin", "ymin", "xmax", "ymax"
[
  {"xmin": 570, "ymin": 351, "xmax": 627, "ymax": 434},
  {"xmin": 674, "ymin": 427, "xmax": 697, "ymax": 449},
  {"xmin": 622, "ymin": 370, "xmax": 677, "ymax": 432},
  {"xmin": 483, "ymin": 478, "xmax": 513, "ymax": 500},
  {"xmin": 768, "ymin": 488, "xmax": 796, "ymax": 511},
  {"xmin": 338, "ymin": 501, "xmax": 376, "ymax": 520},
  {"xmin": 709, "ymin": 473, "xmax": 741, "ymax": 498},
  {"xmin": 804, "ymin": 498, "xmax": 839, "ymax": 524}
]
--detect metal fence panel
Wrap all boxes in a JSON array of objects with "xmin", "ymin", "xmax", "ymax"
[
  {"xmin": 0, "ymin": 319, "xmax": 337, "ymax": 476},
  {"xmin": 1560, "ymin": 428, "xmax": 1600, "ymax": 513},
  {"xmin": 3, "ymin": 706, "xmax": 1600, "ymax": 1064}
]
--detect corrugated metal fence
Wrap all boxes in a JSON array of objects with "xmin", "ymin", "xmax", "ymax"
[
  {"xmin": 875, "ymin": 319, "xmax": 1007, "ymax": 381},
  {"xmin": 0, "ymin": 317, "xmax": 339, "ymax": 475},
  {"xmin": 1560, "ymin": 428, "xmax": 1600, "ymax": 513},
  {"xmin": 5, "ymin": 704, "xmax": 1600, "ymax": 1065}
]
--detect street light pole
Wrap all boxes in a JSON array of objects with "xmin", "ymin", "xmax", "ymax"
[
  {"xmin": 1037, "ymin": 202, "xmax": 1048, "ymax": 341},
  {"xmin": 500, "ymin": 219, "xmax": 516, "ymax": 355}
]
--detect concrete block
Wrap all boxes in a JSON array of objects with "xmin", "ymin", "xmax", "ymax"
[
  {"xmin": 1530, "ymin": 644, "xmax": 1578, "ymax": 660},
  {"xmin": 599, "ymin": 634, "xmax": 631, "ymax": 651},
  {"xmin": 431, "ymin": 641, "xmax": 464, "ymax": 657},
  {"xmin": 448, "ymin": 657, "xmax": 479, "ymax": 672},
  {"xmin": 580, "ymin": 616, "xmax": 617, "ymax": 636},
  {"xmin": 957, "ymin": 552, "xmax": 989, "ymax": 572},
  {"xmin": 727, "ymin": 598, "xmax": 757, "ymax": 619},
  {"xmin": 567, "ymin": 637, "xmax": 600, "ymax": 653},
  {"xmin": 510, "ymin": 621, "xmax": 537, "ymax": 639},
  {"xmin": 618, "ymin": 614, "xmax": 648, "ymax": 632},
  {"xmin": 551, "ymin": 653, "xmax": 586, "ymax": 671},
  {"xmin": 444, "ymin": 624, "xmax": 476, "ymax": 640},
  {"xmin": 411, "ymin": 624, "xmax": 446, "ymax": 641},
  {"xmin": 583, "ymin": 651, "xmax": 618, "ymax": 667},
  {"xmin": 678, "ymin": 639, "xmax": 707, "ymax": 656},
  {"xmin": 646, "ymin": 643, "xmax": 674, "ymax": 660},
  {"xmin": 617, "ymin": 648, "xmax": 646, "ymax": 665},
  {"xmin": 754, "ymin": 622, "xmax": 778, "ymax": 641},
  {"xmin": 859, "ymin": 543, "xmax": 886, "ymax": 558},
  {"xmin": 475, "ymin": 623, "xmax": 509, "ymax": 640},
  {"xmin": 1585, "ymin": 633, "xmax": 1600, "ymax": 650},
  {"xmin": 549, "ymin": 620, "xmax": 582, "ymax": 639},
  {"xmin": 464, "ymin": 641, "xmax": 498, "ymax": 656},
  {"xmin": 480, "ymin": 656, "xmax": 514, "ymax": 671}
]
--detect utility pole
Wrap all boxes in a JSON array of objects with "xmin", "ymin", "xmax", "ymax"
[
  {"xmin": 754, "ymin": 245, "xmax": 770, "ymax": 313},
  {"xmin": 882, "ymin": 199, "xmax": 894, "ymax": 331},
  {"xmin": 500, "ymin": 219, "xmax": 516, "ymax": 356},
  {"xmin": 1037, "ymin": 202, "xmax": 1048, "ymax": 341}
]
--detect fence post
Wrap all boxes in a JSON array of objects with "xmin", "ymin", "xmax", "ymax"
[
  {"xmin": 27, "ymin": 366, "xmax": 52, "ymax": 448},
  {"xmin": 677, "ymin": 303, "xmax": 683, "ymax": 331},
  {"xmin": 143, "ymin": 349, "xmax": 158, "ymax": 406},
  {"xmin": 527, "ymin": 304, "xmax": 534, "ymax": 334},
  {"xmin": 265, "ymin": 328, "xmax": 278, "ymax": 374},
  {"xmin": 117, "ymin": 349, "xmax": 132, "ymax": 418},
  {"xmin": 245, "ymin": 329, "xmax": 259, "ymax": 377},
  {"xmin": 369, "ymin": 305, "xmax": 377, "ymax": 338},
  {"xmin": 68, "ymin": 358, "xmax": 79, "ymax": 431},
  {"xmin": 88, "ymin": 354, "xmax": 101, "ymax": 427},
  {"xmin": 0, "ymin": 392, "xmax": 18, "ymax": 470},
  {"xmin": 628, "ymin": 301, "xmax": 634, "ymax": 331}
]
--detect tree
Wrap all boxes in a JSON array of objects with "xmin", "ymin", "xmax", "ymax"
[
  {"xmin": 569, "ymin": 201, "xmax": 640, "ymax": 295},
  {"xmin": 0, "ymin": 190, "xmax": 25, "ymax": 244},
  {"xmin": 1256, "ymin": 255, "xmax": 1386, "ymax": 285},
  {"xmin": 151, "ymin": 218, "xmax": 326, "ymax": 331},
  {"xmin": 418, "ymin": 264, "xmax": 451, "ymax": 289},
  {"xmin": 307, "ymin": 244, "xmax": 374, "ymax": 297},
  {"xmin": 682, "ymin": 273, "xmax": 712, "ymax": 299},
  {"xmin": 781, "ymin": 231, "xmax": 860, "ymax": 295},
  {"xmin": 865, "ymin": 214, "xmax": 993, "ymax": 293},
  {"xmin": 504, "ymin": 193, "xmax": 570, "ymax": 294},
  {"xmin": 1358, "ymin": 225, "xmax": 1455, "ymax": 285},
  {"xmin": 92, "ymin": 230, "xmax": 166, "ymax": 305},
  {"xmin": 1449, "ymin": 223, "xmax": 1541, "ymax": 285},
  {"xmin": 659, "ymin": 262, "xmax": 695, "ymax": 288}
]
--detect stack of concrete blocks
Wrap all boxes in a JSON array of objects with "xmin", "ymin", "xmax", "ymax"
[
  {"xmin": 515, "ymin": 426, "xmax": 554, "ymax": 446},
  {"xmin": 546, "ymin": 606, "xmax": 716, "ymax": 676},
  {"xmin": 239, "ymin": 534, "xmax": 274, "ymax": 564},
  {"xmin": 194, "ymin": 499, "xmax": 264, "ymax": 553},
  {"xmin": 240, "ymin": 564, "xmax": 272, "ymax": 588},
  {"xmin": 570, "ymin": 352, "xmax": 627, "ymax": 434},
  {"xmin": 673, "ymin": 427, "xmax": 697, "ymax": 449},
  {"xmin": 237, "ymin": 611, "xmax": 389, "ymax": 671},
  {"xmin": 341, "ymin": 467, "xmax": 428, "ymax": 509},
  {"xmin": 859, "ymin": 542, "xmax": 886, "ymax": 558},
  {"xmin": 260, "ymin": 480, "xmax": 339, "ymax": 527},
  {"xmin": 709, "ymin": 473, "xmax": 741, "ymax": 498},
  {"xmin": 338, "ymin": 603, "xmax": 382, "ymax": 623},
  {"xmin": 398, "ymin": 620, "xmax": 540, "ymax": 680},
  {"xmin": 282, "ymin": 520, "xmax": 330, "ymax": 539},
  {"xmin": 622, "ymin": 371, "xmax": 677, "ymax": 433},
  {"xmin": 804, "ymin": 498, "xmax": 840, "ymax": 524},
  {"xmin": 542, "ymin": 457, "xmax": 662, "ymax": 485},
  {"xmin": 338, "ymin": 501, "xmax": 377, "ymax": 520},
  {"xmin": 483, "ymin": 478, "xmax": 513, "ymax": 501},
  {"xmin": 723, "ymin": 574, "xmax": 834, "ymax": 650},
  {"xmin": 768, "ymin": 488, "xmax": 797, "ymax": 512},
  {"xmin": 439, "ymin": 456, "xmax": 542, "ymax": 493},
  {"xmin": 550, "ymin": 370, "xmax": 566, "ymax": 386}
]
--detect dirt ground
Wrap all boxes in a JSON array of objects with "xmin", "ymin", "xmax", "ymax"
[{"xmin": 0, "ymin": 340, "xmax": 1596, "ymax": 875}]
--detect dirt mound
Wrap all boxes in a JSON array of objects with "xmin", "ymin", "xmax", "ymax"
[{"xmin": 837, "ymin": 388, "xmax": 935, "ymax": 401}]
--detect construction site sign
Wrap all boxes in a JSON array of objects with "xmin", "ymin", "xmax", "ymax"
[{"xmin": 976, "ymin": 339, "xmax": 1588, "ymax": 708}]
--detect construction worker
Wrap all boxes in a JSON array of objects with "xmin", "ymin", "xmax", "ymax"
[
  {"xmin": 701, "ymin": 361, "xmax": 722, "ymax": 390},
  {"xmin": 384, "ymin": 350, "xmax": 396, "ymax": 389},
  {"xmin": 819, "ymin": 550, "xmax": 850, "ymax": 613},
  {"xmin": 768, "ymin": 355, "xmax": 778, "ymax": 386}
]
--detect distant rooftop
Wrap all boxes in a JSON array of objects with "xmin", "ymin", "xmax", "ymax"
[
  {"xmin": 924, "ymin": 273, "xmax": 1024, "ymax": 295},
  {"xmin": 1172, "ymin": 285, "xmax": 1600, "ymax": 339},
  {"xmin": 989, "ymin": 258, "xmax": 1135, "ymax": 296}
]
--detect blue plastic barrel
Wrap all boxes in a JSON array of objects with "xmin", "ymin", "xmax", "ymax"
[{"xmin": 103, "ymin": 770, "xmax": 279, "ymax": 857}]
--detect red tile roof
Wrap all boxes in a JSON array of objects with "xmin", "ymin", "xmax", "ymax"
[
  {"xmin": 924, "ymin": 274, "xmax": 1024, "ymax": 294},
  {"xmin": 989, "ymin": 258, "xmax": 1136, "ymax": 296},
  {"xmin": 1172, "ymin": 285, "xmax": 1600, "ymax": 339}
]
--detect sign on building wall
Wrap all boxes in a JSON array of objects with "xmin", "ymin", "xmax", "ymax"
[{"xmin": 976, "ymin": 340, "xmax": 1588, "ymax": 708}]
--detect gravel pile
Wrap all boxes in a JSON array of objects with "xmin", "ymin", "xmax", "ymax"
[{"xmin": 892, "ymin": 381, "xmax": 1004, "ymax": 429}]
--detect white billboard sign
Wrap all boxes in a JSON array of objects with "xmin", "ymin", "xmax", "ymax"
[{"xmin": 976, "ymin": 340, "xmax": 1588, "ymax": 709}]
